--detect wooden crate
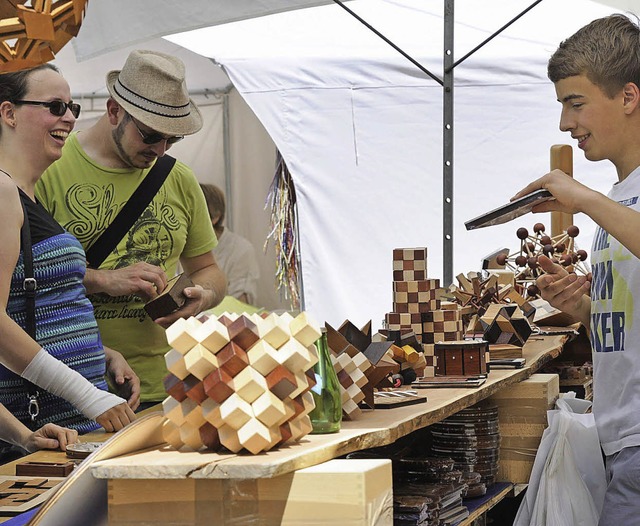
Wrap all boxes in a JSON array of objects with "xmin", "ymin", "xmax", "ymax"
[
  {"xmin": 108, "ymin": 459, "xmax": 393, "ymax": 525},
  {"xmin": 487, "ymin": 374, "xmax": 559, "ymax": 484}
]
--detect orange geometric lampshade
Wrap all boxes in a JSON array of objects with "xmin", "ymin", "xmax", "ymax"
[{"xmin": 0, "ymin": 0, "xmax": 89, "ymax": 72}]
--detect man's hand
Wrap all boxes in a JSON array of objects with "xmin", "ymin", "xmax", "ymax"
[
  {"xmin": 86, "ymin": 262, "xmax": 168, "ymax": 302},
  {"xmin": 153, "ymin": 284, "xmax": 211, "ymax": 328},
  {"xmin": 536, "ymin": 255, "xmax": 591, "ymax": 326},
  {"xmin": 105, "ymin": 347, "xmax": 141, "ymax": 411},
  {"xmin": 95, "ymin": 403, "xmax": 136, "ymax": 433},
  {"xmin": 23, "ymin": 423, "xmax": 79, "ymax": 453}
]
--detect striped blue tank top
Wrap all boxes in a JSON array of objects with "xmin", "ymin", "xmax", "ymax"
[{"xmin": 0, "ymin": 190, "xmax": 106, "ymax": 432}]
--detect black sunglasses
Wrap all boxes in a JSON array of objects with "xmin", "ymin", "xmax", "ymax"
[
  {"xmin": 13, "ymin": 99, "xmax": 81, "ymax": 119},
  {"xmin": 130, "ymin": 116, "xmax": 183, "ymax": 145}
]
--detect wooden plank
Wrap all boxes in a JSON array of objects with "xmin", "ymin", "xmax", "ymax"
[
  {"xmin": 550, "ymin": 144, "xmax": 573, "ymax": 237},
  {"xmin": 107, "ymin": 459, "xmax": 393, "ymax": 526},
  {"xmin": 92, "ymin": 335, "xmax": 567, "ymax": 481}
]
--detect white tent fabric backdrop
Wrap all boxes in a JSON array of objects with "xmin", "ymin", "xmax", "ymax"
[
  {"xmin": 68, "ymin": 0, "xmax": 632, "ymax": 327},
  {"xmin": 164, "ymin": 0, "xmax": 624, "ymax": 327}
]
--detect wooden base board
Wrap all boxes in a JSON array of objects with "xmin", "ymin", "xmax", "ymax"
[{"xmin": 107, "ymin": 459, "xmax": 393, "ymax": 526}]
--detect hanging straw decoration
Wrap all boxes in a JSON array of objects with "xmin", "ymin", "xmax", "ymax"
[{"xmin": 264, "ymin": 152, "xmax": 302, "ymax": 309}]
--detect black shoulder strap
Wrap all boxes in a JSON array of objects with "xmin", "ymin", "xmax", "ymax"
[
  {"xmin": 19, "ymin": 193, "xmax": 42, "ymax": 424},
  {"xmin": 85, "ymin": 155, "xmax": 177, "ymax": 268}
]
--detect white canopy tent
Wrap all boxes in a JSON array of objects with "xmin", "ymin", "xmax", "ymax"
[{"xmin": 64, "ymin": 0, "xmax": 632, "ymax": 327}]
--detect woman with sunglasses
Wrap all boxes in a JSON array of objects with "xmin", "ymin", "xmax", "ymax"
[{"xmin": 0, "ymin": 64, "xmax": 137, "ymax": 456}]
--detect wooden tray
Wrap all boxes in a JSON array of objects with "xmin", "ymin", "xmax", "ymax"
[{"xmin": 373, "ymin": 390, "xmax": 427, "ymax": 409}]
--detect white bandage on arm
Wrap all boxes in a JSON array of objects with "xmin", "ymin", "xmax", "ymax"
[{"xmin": 22, "ymin": 348, "xmax": 126, "ymax": 421}]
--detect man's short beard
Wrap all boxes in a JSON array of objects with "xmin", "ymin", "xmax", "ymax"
[{"xmin": 112, "ymin": 113, "xmax": 137, "ymax": 168}]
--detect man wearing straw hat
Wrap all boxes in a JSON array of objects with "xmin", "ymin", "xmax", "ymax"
[{"xmin": 36, "ymin": 50, "xmax": 227, "ymax": 408}]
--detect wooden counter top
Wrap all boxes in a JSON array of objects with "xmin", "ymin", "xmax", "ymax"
[{"xmin": 90, "ymin": 334, "xmax": 567, "ymax": 481}]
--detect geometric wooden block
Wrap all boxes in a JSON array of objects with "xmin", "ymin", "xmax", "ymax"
[
  {"xmin": 200, "ymin": 398, "xmax": 223, "ymax": 428},
  {"xmin": 325, "ymin": 322, "xmax": 361, "ymax": 357},
  {"xmin": 266, "ymin": 365, "xmax": 298, "ymax": 401},
  {"xmin": 162, "ymin": 311, "xmax": 321, "ymax": 454},
  {"xmin": 351, "ymin": 367, "xmax": 368, "ymax": 389},
  {"xmin": 341, "ymin": 398, "xmax": 361, "ymax": 420},
  {"xmin": 162, "ymin": 396, "xmax": 185, "ymax": 426},
  {"xmin": 227, "ymin": 315, "xmax": 260, "ymax": 350},
  {"xmin": 203, "ymin": 368, "xmax": 234, "ymax": 404},
  {"xmin": 181, "ymin": 399, "xmax": 206, "ymax": 429},
  {"xmin": 163, "ymin": 373, "xmax": 187, "ymax": 402},
  {"xmin": 195, "ymin": 316, "xmax": 230, "ymax": 354},
  {"xmin": 237, "ymin": 419, "xmax": 274, "ymax": 455},
  {"xmin": 165, "ymin": 317, "xmax": 200, "ymax": 354},
  {"xmin": 183, "ymin": 344, "xmax": 219, "ymax": 380},
  {"xmin": 337, "ymin": 369, "xmax": 354, "ymax": 389},
  {"xmin": 216, "ymin": 341, "xmax": 250, "ymax": 378},
  {"xmin": 218, "ymin": 424, "xmax": 243, "ymax": 453},
  {"xmin": 178, "ymin": 424, "xmax": 203, "ymax": 451},
  {"xmin": 336, "ymin": 352, "xmax": 356, "ymax": 374},
  {"xmin": 251, "ymin": 391, "xmax": 288, "ymax": 428},
  {"xmin": 276, "ymin": 338, "xmax": 312, "ymax": 372},
  {"xmin": 164, "ymin": 348, "xmax": 189, "ymax": 380},
  {"xmin": 277, "ymin": 422, "xmax": 294, "ymax": 445},
  {"xmin": 161, "ymin": 419, "xmax": 182, "ymax": 450},
  {"xmin": 260, "ymin": 313, "xmax": 291, "ymax": 349},
  {"xmin": 219, "ymin": 393, "xmax": 253, "ymax": 431},
  {"xmin": 289, "ymin": 368, "xmax": 312, "ymax": 399},
  {"xmin": 183, "ymin": 375, "xmax": 207, "ymax": 404},
  {"xmin": 246, "ymin": 340, "xmax": 280, "ymax": 376},
  {"xmin": 299, "ymin": 390, "xmax": 316, "ymax": 417},
  {"xmin": 337, "ymin": 320, "xmax": 371, "ymax": 353},
  {"xmin": 198, "ymin": 422, "xmax": 222, "ymax": 451},
  {"xmin": 232, "ymin": 366, "xmax": 268, "ymax": 404},
  {"xmin": 289, "ymin": 312, "xmax": 322, "ymax": 347},
  {"xmin": 480, "ymin": 304, "xmax": 532, "ymax": 346},
  {"xmin": 289, "ymin": 415, "xmax": 313, "ymax": 441},
  {"xmin": 287, "ymin": 396, "xmax": 305, "ymax": 419}
]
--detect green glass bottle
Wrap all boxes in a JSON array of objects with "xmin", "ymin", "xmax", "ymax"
[{"xmin": 309, "ymin": 329, "xmax": 342, "ymax": 433}]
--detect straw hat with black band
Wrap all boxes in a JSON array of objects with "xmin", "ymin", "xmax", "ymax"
[{"xmin": 106, "ymin": 49, "xmax": 203, "ymax": 137}]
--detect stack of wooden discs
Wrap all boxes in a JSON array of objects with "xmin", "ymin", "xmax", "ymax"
[{"xmin": 429, "ymin": 402, "xmax": 500, "ymax": 494}]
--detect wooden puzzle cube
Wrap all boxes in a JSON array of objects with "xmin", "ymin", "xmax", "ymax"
[
  {"xmin": 161, "ymin": 312, "xmax": 322, "ymax": 454},
  {"xmin": 480, "ymin": 303, "xmax": 533, "ymax": 346}
]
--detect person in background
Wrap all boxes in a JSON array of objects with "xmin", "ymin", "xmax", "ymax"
[
  {"xmin": 513, "ymin": 14, "xmax": 640, "ymax": 524},
  {"xmin": 36, "ymin": 51, "xmax": 227, "ymax": 409},
  {"xmin": 200, "ymin": 183, "xmax": 260, "ymax": 306},
  {"xmin": 0, "ymin": 64, "xmax": 137, "ymax": 455},
  {"xmin": 0, "ymin": 403, "xmax": 78, "ymax": 457}
]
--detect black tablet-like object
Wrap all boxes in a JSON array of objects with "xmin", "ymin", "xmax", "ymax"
[{"xmin": 465, "ymin": 189, "xmax": 553, "ymax": 230}]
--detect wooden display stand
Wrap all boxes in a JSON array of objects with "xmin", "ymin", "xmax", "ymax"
[
  {"xmin": 0, "ymin": 335, "xmax": 569, "ymax": 525},
  {"xmin": 107, "ymin": 459, "xmax": 393, "ymax": 526}
]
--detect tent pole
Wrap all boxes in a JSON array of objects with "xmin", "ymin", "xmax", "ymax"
[
  {"xmin": 443, "ymin": 0, "xmax": 454, "ymax": 287},
  {"xmin": 223, "ymin": 91, "xmax": 233, "ymax": 231}
]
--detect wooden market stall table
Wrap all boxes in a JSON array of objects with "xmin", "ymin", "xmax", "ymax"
[{"xmin": 0, "ymin": 333, "xmax": 568, "ymax": 525}]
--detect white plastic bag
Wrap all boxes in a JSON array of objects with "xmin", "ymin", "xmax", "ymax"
[{"xmin": 514, "ymin": 394, "xmax": 606, "ymax": 526}]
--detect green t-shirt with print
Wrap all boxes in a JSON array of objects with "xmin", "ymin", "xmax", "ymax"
[{"xmin": 36, "ymin": 133, "xmax": 217, "ymax": 402}]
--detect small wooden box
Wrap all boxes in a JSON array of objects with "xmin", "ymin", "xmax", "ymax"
[
  {"xmin": 435, "ymin": 340, "xmax": 488, "ymax": 377},
  {"xmin": 144, "ymin": 273, "xmax": 194, "ymax": 320},
  {"xmin": 15, "ymin": 461, "xmax": 74, "ymax": 477}
]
